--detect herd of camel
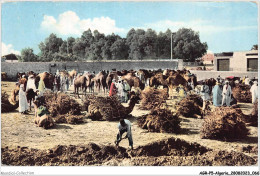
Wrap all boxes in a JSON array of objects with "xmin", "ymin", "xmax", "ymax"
[{"xmin": 11, "ymin": 68, "xmax": 218, "ymax": 106}]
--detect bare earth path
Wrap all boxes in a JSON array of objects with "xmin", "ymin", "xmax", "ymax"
[{"xmin": 1, "ymin": 81, "xmax": 258, "ymax": 160}]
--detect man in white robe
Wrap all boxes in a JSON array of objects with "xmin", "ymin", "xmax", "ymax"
[
  {"xmin": 26, "ymin": 75, "xmax": 37, "ymax": 92},
  {"xmin": 222, "ymin": 81, "xmax": 232, "ymax": 106},
  {"xmin": 115, "ymin": 79, "xmax": 124, "ymax": 103},
  {"xmin": 19, "ymin": 84, "xmax": 29, "ymax": 114},
  {"xmin": 250, "ymin": 81, "xmax": 258, "ymax": 104}
]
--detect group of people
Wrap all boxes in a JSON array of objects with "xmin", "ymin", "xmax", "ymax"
[
  {"xmin": 18, "ymin": 74, "xmax": 43, "ymax": 114},
  {"xmin": 53, "ymin": 71, "xmax": 70, "ymax": 92},
  {"xmin": 208, "ymin": 76, "xmax": 258, "ymax": 109},
  {"xmin": 109, "ymin": 77, "xmax": 131, "ymax": 103}
]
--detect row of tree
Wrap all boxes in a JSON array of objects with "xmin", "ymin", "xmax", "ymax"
[{"xmin": 19, "ymin": 28, "xmax": 208, "ymax": 62}]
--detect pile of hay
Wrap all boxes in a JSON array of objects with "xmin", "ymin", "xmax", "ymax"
[
  {"xmin": 84, "ymin": 95, "xmax": 136, "ymax": 121},
  {"xmin": 43, "ymin": 92, "xmax": 83, "ymax": 124},
  {"xmin": 1, "ymin": 91, "xmax": 18, "ymax": 113},
  {"xmin": 232, "ymin": 84, "xmax": 252, "ymax": 103},
  {"xmin": 176, "ymin": 94, "xmax": 204, "ymax": 118},
  {"xmin": 200, "ymin": 107, "xmax": 249, "ymax": 140},
  {"xmin": 54, "ymin": 115, "xmax": 84, "ymax": 124},
  {"xmin": 140, "ymin": 87, "xmax": 168, "ymax": 110},
  {"xmin": 137, "ymin": 107, "xmax": 180, "ymax": 133}
]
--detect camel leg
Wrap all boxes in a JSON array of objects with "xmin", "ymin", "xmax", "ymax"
[
  {"xmin": 74, "ymin": 86, "xmax": 77, "ymax": 98},
  {"xmin": 29, "ymin": 100, "xmax": 32, "ymax": 111}
]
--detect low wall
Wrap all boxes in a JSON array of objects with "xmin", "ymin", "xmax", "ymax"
[{"xmin": 1, "ymin": 60, "xmax": 179, "ymax": 78}]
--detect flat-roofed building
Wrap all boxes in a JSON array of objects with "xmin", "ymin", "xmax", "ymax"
[{"xmin": 214, "ymin": 50, "xmax": 258, "ymax": 72}]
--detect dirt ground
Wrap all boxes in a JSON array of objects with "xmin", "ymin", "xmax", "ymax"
[{"xmin": 1, "ymin": 81, "xmax": 258, "ymax": 165}]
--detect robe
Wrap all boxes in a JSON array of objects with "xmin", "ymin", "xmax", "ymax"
[
  {"xmin": 109, "ymin": 82, "xmax": 117, "ymax": 96},
  {"xmin": 250, "ymin": 84, "xmax": 258, "ymax": 104},
  {"xmin": 38, "ymin": 79, "xmax": 45, "ymax": 97},
  {"xmin": 123, "ymin": 82, "xmax": 131, "ymax": 102},
  {"xmin": 116, "ymin": 83, "xmax": 124, "ymax": 97},
  {"xmin": 212, "ymin": 85, "xmax": 222, "ymax": 106},
  {"xmin": 222, "ymin": 84, "xmax": 232, "ymax": 106},
  {"xmin": 26, "ymin": 77, "xmax": 36, "ymax": 92},
  {"xmin": 19, "ymin": 84, "xmax": 29, "ymax": 113}
]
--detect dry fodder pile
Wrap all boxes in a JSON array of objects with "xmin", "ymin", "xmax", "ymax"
[
  {"xmin": 176, "ymin": 94, "xmax": 204, "ymax": 118},
  {"xmin": 43, "ymin": 92, "xmax": 82, "ymax": 124},
  {"xmin": 54, "ymin": 115, "xmax": 84, "ymax": 124},
  {"xmin": 200, "ymin": 107, "xmax": 249, "ymax": 140},
  {"xmin": 232, "ymin": 84, "xmax": 252, "ymax": 103},
  {"xmin": 84, "ymin": 95, "xmax": 129, "ymax": 121},
  {"xmin": 1, "ymin": 144, "xmax": 128, "ymax": 166},
  {"xmin": 1, "ymin": 91, "xmax": 19, "ymax": 113},
  {"xmin": 140, "ymin": 87, "xmax": 168, "ymax": 110},
  {"xmin": 137, "ymin": 107, "xmax": 181, "ymax": 133},
  {"xmin": 2, "ymin": 137, "xmax": 257, "ymax": 166}
]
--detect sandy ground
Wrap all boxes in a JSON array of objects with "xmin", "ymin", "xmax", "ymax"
[{"xmin": 1, "ymin": 81, "xmax": 258, "ymax": 160}]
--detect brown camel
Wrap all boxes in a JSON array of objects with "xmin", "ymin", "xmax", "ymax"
[
  {"xmin": 10, "ymin": 84, "xmax": 20, "ymax": 103},
  {"xmin": 86, "ymin": 94, "xmax": 139, "ymax": 121},
  {"xmin": 149, "ymin": 73, "xmax": 168, "ymax": 88},
  {"xmin": 83, "ymin": 73, "xmax": 95, "ymax": 93},
  {"xmin": 122, "ymin": 72, "xmax": 145, "ymax": 90},
  {"xmin": 74, "ymin": 75, "xmax": 87, "ymax": 97},
  {"xmin": 68, "ymin": 70, "xmax": 77, "ymax": 85},
  {"xmin": 38, "ymin": 72, "xmax": 55, "ymax": 90},
  {"xmin": 93, "ymin": 70, "xmax": 107, "ymax": 93},
  {"xmin": 106, "ymin": 71, "xmax": 119, "ymax": 91},
  {"xmin": 166, "ymin": 73, "xmax": 188, "ymax": 89}
]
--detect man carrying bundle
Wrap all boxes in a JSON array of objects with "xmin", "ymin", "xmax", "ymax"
[{"xmin": 115, "ymin": 118, "xmax": 133, "ymax": 150}]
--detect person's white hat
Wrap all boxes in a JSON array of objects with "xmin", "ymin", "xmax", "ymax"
[{"xmin": 225, "ymin": 80, "xmax": 229, "ymax": 83}]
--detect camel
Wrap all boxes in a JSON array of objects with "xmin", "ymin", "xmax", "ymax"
[
  {"xmin": 34, "ymin": 114, "xmax": 55, "ymax": 129},
  {"xmin": 106, "ymin": 71, "xmax": 119, "ymax": 91},
  {"xmin": 83, "ymin": 73, "xmax": 95, "ymax": 93},
  {"xmin": 122, "ymin": 72, "xmax": 145, "ymax": 90},
  {"xmin": 74, "ymin": 75, "xmax": 87, "ymax": 97},
  {"xmin": 68, "ymin": 70, "xmax": 77, "ymax": 85},
  {"xmin": 166, "ymin": 73, "xmax": 189, "ymax": 97},
  {"xmin": 38, "ymin": 72, "xmax": 55, "ymax": 90},
  {"xmin": 93, "ymin": 70, "xmax": 107, "ymax": 93},
  {"xmin": 149, "ymin": 73, "xmax": 168, "ymax": 88},
  {"xmin": 10, "ymin": 84, "xmax": 20, "ymax": 103},
  {"xmin": 86, "ymin": 94, "xmax": 139, "ymax": 121}
]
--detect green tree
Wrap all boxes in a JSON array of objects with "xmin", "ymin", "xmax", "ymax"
[
  {"xmin": 143, "ymin": 28, "xmax": 157, "ymax": 59},
  {"xmin": 20, "ymin": 48, "xmax": 38, "ymax": 62},
  {"xmin": 86, "ymin": 38, "xmax": 106, "ymax": 61},
  {"xmin": 251, "ymin": 44, "xmax": 258, "ymax": 50},
  {"xmin": 172, "ymin": 28, "xmax": 207, "ymax": 62},
  {"xmin": 38, "ymin": 33, "xmax": 63, "ymax": 61},
  {"xmin": 110, "ymin": 38, "xmax": 129, "ymax": 60},
  {"xmin": 72, "ymin": 38, "xmax": 86, "ymax": 58}
]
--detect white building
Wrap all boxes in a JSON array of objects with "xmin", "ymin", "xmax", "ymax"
[{"xmin": 214, "ymin": 50, "xmax": 258, "ymax": 72}]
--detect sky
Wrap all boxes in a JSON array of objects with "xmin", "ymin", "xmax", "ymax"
[{"xmin": 1, "ymin": 1, "xmax": 258, "ymax": 56}]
